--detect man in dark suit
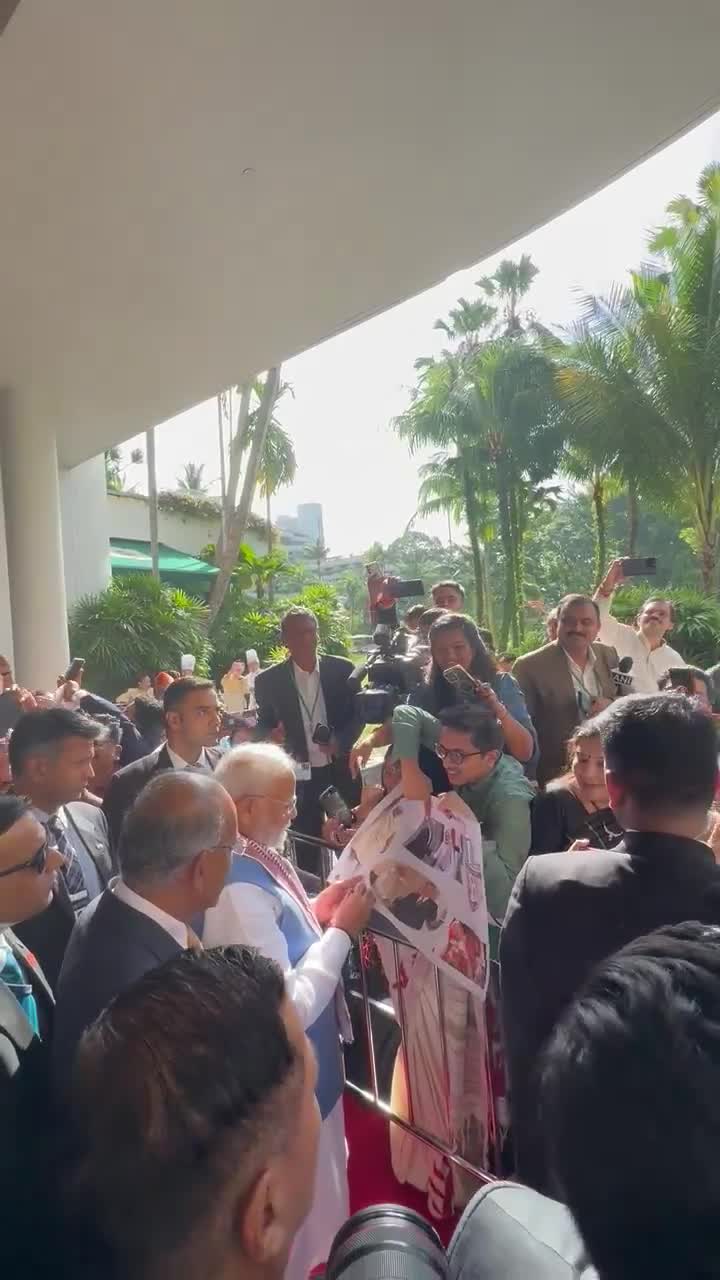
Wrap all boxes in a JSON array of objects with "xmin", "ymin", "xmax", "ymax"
[
  {"xmin": 255, "ymin": 607, "xmax": 360, "ymax": 868},
  {"xmin": 102, "ymin": 676, "xmax": 223, "ymax": 851},
  {"xmin": 513, "ymin": 594, "xmax": 618, "ymax": 787},
  {"xmin": 501, "ymin": 693, "xmax": 720, "ymax": 1190},
  {"xmin": 0, "ymin": 796, "xmax": 63, "ymax": 1273},
  {"xmin": 9, "ymin": 708, "xmax": 107, "ymax": 989},
  {"xmin": 53, "ymin": 769, "xmax": 237, "ymax": 1089}
]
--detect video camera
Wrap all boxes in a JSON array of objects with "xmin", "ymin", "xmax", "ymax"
[{"xmin": 350, "ymin": 565, "xmax": 425, "ymax": 724}]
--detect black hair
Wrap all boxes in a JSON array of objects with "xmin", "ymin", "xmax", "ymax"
[
  {"xmin": 478, "ymin": 627, "xmax": 495, "ymax": 651},
  {"xmin": 0, "ymin": 793, "xmax": 28, "ymax": 837},
  {"xmin": 66, "ymin": 946, "xmax": 300, "ymax": 1280},
  {"xmin": 541, "ymin": 922, "xmax": 720, "ymax": 1280},
  {"xmin": 641, "ymin": 596, "xmax": 675, "ymax": 624},
  {"xmin": 658, "ymin": 666, "xmax": 709, "ymax": 696},
  {"xmin": 8, "ymin": 708, "xmax": 102, "ymax": 777},
  {"xmin": 706, "ymin": 663, "xmax": 720, "ymax": 713},
  {"xmin": 91, "ymin": 714, "xmax": 123, "ymax": 746},
  {"xmin": 431, "ymin": 580, "xmax": 465, "ymax": 601},
  {"xmin": 427, "ymin": 612, "xmax": 497, "ymax": 710},
  {"xmin": 132, "ymin": 696, "xmax": 165, "ymax": 738},
  {"xmin": 438, "ymin": 703, "xmax": 503, "ymax": 754},
  {"xmin": 598, "ymin": 692, "xmax": 717, "ymax": 813},
  {"xmin": 557, "ymin": 593, "xmax": 600, "ymax": 623},
  {"xmin": 162, "ymin": 677, "xmax": 215, "ymax": 716},
  {"xmin": 280, "ymin": 606, "xmax": 317, "ymax": 638},
  {"xmin": 404, "ymin": 604, "xmax": 426, "ymax": 625},
  {"xmin": 418, "ymin": 607, "xmax": 447, "ymax": 629}
]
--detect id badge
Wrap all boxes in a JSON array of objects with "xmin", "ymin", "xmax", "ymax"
[{"xmin": 294, "ymin": 761, "xmax": 312, "ymax": 782}]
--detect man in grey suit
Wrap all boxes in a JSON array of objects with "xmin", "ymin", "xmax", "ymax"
[
  {"xmin": 53, "ymin": 770, "xmax": 237, "ymax": 1089},
  {"xmin": 513, "ymin": 595, "xmax": 618, "ymax": 787}
]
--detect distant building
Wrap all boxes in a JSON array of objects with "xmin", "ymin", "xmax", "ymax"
[{"xmin": 277, "ymin": 502, "xmax": 326, "ymax": 560}]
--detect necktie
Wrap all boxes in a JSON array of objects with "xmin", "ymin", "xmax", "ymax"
[
  {"xmin": 46, "ymin": 814, "xmax": 89, "ymax": 912},
  {"xmin": 0, "ymin": 942, "xmax": 39, "ymax": 1035}
]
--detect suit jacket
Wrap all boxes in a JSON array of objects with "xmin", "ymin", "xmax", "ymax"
[
  {"xmin": 500, "ymin": 831, "xmax": 720, "ymax": 1188},
  {"xmin": 513, "ymin": 641, "xmax": 618, "ymax": 787},
  {"xmin": 13, "ymin": 803, "xmax": 112, "ymax": 993},
  {"xmin": 52, "ymin": 888, "xmax": 184, "ymax": 1089},
  {"xmin": 0, "ymin": 934, "xmax": 59, "ymax": 1275},
  {"xmin": 102, "ymin": 743, "xmax": 222, "ymax": 851},
  {"xmin": 255, "ymin": 655, "xmax": 358, "ymax": 763}
]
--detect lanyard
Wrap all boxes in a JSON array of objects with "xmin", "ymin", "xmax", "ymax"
[{"xmin": 293, "ymin": 669, "xmax": 322, "ymax": 727}]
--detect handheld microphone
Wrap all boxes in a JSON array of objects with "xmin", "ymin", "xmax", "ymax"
[{"xmin": 613, "ymin": 655, "xmax": 634, "ymax": 694}]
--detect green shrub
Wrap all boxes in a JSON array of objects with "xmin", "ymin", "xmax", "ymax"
[
  {"xmin": 612, "ymin": 585, "xmax": 720, "ymax": 668},
  {"xmin": 281, "ymin": 584, "xmax": 352, "ymax": 656},
  {"xmin": 69, "ymin": 575, "xmax": 212, "ymax": 699}
]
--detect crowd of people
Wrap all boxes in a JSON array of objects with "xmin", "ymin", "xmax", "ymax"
[{"xmin": 3, "ymin": 556, "xmax": 720, "ymax": 1279}]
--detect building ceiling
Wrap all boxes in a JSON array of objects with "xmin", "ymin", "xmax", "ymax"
[{"xmin": 2, "ymin": 0, "xmax": 720, "ymax": 466}]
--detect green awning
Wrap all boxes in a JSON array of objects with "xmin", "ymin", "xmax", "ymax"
[{"xmin": 110, "ymin": 538, "xmax": 218, "ymax": 597}]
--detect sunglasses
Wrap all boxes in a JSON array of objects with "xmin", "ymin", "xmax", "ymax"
[{"xmin": 0, "ymin": 835, "xmax": 51, "ymax": 880}]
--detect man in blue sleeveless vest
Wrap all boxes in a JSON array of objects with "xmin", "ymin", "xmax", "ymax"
[{"xmin": 208, "ymin": 742, "xmax": 373, "ymax": 1280}]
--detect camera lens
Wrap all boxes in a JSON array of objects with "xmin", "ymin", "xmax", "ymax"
[{"xmin": 326, "ymin": 1204, "xmax": 448, "ymax": 1280}]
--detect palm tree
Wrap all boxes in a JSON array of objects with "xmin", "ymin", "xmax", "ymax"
[
  {"xmin": 177, "ymin": 461, "xmax": 206, "ymax": 493},
  {"xmin": 477, "ymin": 254, "xmax": 540, "ymax": 337},
  {"xmin": 553, "ymin": 164, "xmax": 720, "ymax": 591},
  {"xmin": 340, "ymin": 573, "xmax": 367, "ymax": 632},
  {"xmin": 255, "ymin": 421, "xmax": 297, "ymax": 555},
  {"xmin": 416, "ymin": 450, "xmax": 495, "ymax": 627},
  {"xmin": 305, "ymin": 538, "xmax": 329, "ymax": 573},
  {"xmin": 105, "ymin": 445, "xmax": 144, "ymax": 493}
]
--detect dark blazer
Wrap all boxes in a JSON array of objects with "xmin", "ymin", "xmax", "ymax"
[
  {"xmin": 500, "ymin": 831, "xmax": 720, "ymax": 1189},
  {"xmin": 102, "ymin": 743, "xmax": 222, "ymax": 851},
  {"xmin": 13, "ymin": 803, "xmax": 112, "ymax": 992},
  {"xmin": 513, "ymin": 641, "xmax": 618, "ymax": 787},
  {"xmin": 52, "ymin": 889, "xmax": 184, "ymax": 1089},
  {"xmin": 255, "ymin": 655, "xmax": 357, "ymax": 762}
]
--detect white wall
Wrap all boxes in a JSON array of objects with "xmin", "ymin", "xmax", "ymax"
[
  {"xmin": 107, "ymin": 493, "xmax": 265, "ymax": 558},
  {"xmin": 61, "ymin": 456, "xmax": 111, "ymax": 605}
]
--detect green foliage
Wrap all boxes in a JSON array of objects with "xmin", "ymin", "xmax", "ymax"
[
  {"xmin": 282, "ymin": 584, "xmax": 351, "ymax": 656},
  {"xmin": 207, "ymin": 582, "xmax": 352, "ymax": 681},
  {"xmin": 157, "ymin": 490, "xmax": 265, "ymax": 532},
  {"xmin": 611, "ymin": 586, "xmax": 720, "ymax": 668},
  {"xmin": 69, "ymin": 575, "xmax": 211, "ymax": 699}
]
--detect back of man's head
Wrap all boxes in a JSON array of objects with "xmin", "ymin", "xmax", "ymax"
[
  {"xmin": 540, "ymin": 922, "xmax": 720, "ymax": 1280},
  {"xmin": 66, "ymin": 946, "xmax": 316, "ymax": 1280},
  {"xmin": 117, "ymin": 770, "xmax": 228, "ymax": 888},
  {"xmin": 598, "ymin": 692, "xmax": 717, "ymax": 823}
]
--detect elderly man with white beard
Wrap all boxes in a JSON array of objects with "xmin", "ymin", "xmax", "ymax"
[{"xmin": 208, "ymin": 743, "xmax": 372, "ymax": 1280}]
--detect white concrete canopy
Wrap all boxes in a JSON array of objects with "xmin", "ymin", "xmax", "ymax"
[{"xmin": 2, "ymin": 0, "xmax": 720, "ymax": 469}]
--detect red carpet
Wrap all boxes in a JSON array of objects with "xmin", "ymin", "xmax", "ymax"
[{"xmin": 344, "ymin": 1092, "xmax": 459, "ymax": 1247}]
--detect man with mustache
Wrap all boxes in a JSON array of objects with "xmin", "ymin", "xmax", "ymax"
[
  {"xmin": 513, "ymin": 595, "xmax": 618, "ymax": 787},
  {"xmin": 595, "ymin": 559, "xmax": 685, "ymax": 693}
]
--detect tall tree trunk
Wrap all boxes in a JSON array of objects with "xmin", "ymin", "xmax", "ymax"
[
  {"xmin": 461, "ymin": 462, "xmax": 485, "ymax": 624},
  {"xmin": 511, "ymin": 486, "xmax": 526, "ymax": 641},
  {"xmin": 265, "ymin": 490, "xmax": 273, "ymax": 555},
  {"xmin": 145, "ymin": 428, "xmax": 160, "ymax": 581},
  {"xmin": 627, "ymin": 476, "xmax": 639, "ymax": 556},
  {"xmin": 208, "ymin": 368, "xmax": 281, "ymax": 623},
  {"xmin": 217, "ymin": 392, "xmax": 228, "ymax": 548},
  {"xmin": 592, "ymin": 472, "xmax": 607, "ymax": 588},
  {"xmin": 219, "ymin": 382, "xmax": 252, "ymax": 559},
  {"xmin": 694, "ymin": 469, "xmax": 718, "ymax": 594},
  {"xmin": 497, "ymin": 472, "xmax": 518, "ymax": 649}
]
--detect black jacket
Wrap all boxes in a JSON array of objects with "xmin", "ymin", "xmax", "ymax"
[
  {"xmin": 53, "ymin": 889, "xmax": 183, "ymax": 1089},
  {"xmin": 102, "ymin": 744, "xmax": 222, "ymax": 851},
  {"xmin": 255, "ymin": 655, "xmax": 358, "ymax": 763},
  {"xmin": 500, "ymin": 831, "xmax": 720, "ymax": 1189}
]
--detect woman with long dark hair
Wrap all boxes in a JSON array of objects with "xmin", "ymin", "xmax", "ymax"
[{"xmin": 409, "ymin": 613, "xmax": 537, "ymax": 773}]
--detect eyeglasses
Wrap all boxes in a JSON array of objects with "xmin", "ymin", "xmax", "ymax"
[
  {"xmin": 244, "ymin": 795, "xmax": 297, "ymax": 816},
  {"xmin": 435, "ymin": 744, "xmax": 485, "ymax": 768},
  {"xmin": 0, "ymin": 836, "xmax": 51, "ymax": 880},
  {"xmin": 208, "ymin": 843, "xmax": 235, "ymax": 857}
]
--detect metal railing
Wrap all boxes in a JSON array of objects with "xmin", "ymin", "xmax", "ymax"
[{"xmin": 288, "ymin": 829, "xmax": 503, "ymax": 1189}]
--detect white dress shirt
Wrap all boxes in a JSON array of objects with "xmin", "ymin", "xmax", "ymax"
[
  {"xmin": 292, "ymin": 661, "xmax": 330, "ymax": 768},
  {"xmin": 203, "ymin": 857, "xmax": 350, "ymax": 1030},
  {"xmin": 111, "ymin": 877, "xmax": 190, "ymax": 949},
  {"xmin": 596, "ymin": 594, "xmax": 685, "ymax": 694},
  {"xmin": 562, "ymin": 646, "xmax": 600, "ymax": 716},
  {"xmin": 166, "ymin": 745, "xmax": 213, "ymax": 771}
]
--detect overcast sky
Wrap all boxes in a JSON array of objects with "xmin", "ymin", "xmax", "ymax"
[{"xmin": 124, "ymin": 110, "xmax": 720, "ymax": 556}]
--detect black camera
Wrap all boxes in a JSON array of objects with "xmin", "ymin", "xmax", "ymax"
[
  {"xmin": 311, "ymin": 723, "xmax": 332, "ymax": 746},
  {"xmin": 350, "ymin": 568, "xmax": 425, "ymax": 724}
]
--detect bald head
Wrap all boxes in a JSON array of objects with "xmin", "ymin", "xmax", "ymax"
[{"xmin": 118, "ymin": 771, "xmax": 237, "ymax": 888}]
